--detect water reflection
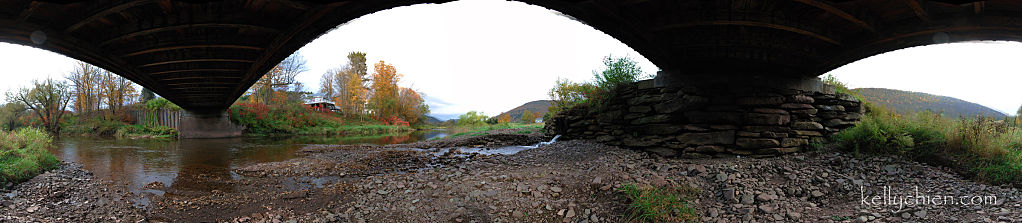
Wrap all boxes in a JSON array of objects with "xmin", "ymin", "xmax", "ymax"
[{"xmin": 48, "ymin": 130, "xmax": 445, "ymax": 196}]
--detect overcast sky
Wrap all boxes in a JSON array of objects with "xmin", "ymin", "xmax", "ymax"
[{"xmin": 1, "ymin": 0, "xmax": 1021, "ymax": 119}]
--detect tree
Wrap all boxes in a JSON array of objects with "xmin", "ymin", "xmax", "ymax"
[
  {"xmin": 593, "ymin": 55, "xmax": 646, "ymax": 90},
  {"xmin": 457, "ymin": 111, "xmax": 488, "ymax": 126},
  {"xmin": 7, "ymin": 78, "xmax": 72, "ymax": 134},
  {"xmin": 520, "ymin": 110, "xmax": 536, "ymax": 124},
  {"xmin": 98, "ymin": 70, "xmax": 137, "ymax": 114},
  {"xmin": 140, "ymin": 87, "xmax": 155, "ymax": 102},
  {"xmin": 0, "ymin": 103, "xmax": 26, "ymax": 130},
  {"xmin": 319, "ymin": 70, "xmax": 336, "ymax": 100},
  {"xmin": 67, "ymin": 61, "xmax": 102, "ymax": 116},
  {"xmin": 497, "ymin": 113, "xmax": 511, "ymax": 124},
  {"xmin": 251, "ymin": 52, "xmax": 308, "ymax": 105},
  {"xmin": 368, "ymin": 60, "xmax": 402, "ymax": 120},
  {"xmin": 396, "ymin": 87, "xmax": 429, "ymax": 125}
]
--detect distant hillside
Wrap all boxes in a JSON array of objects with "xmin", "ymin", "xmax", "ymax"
[
  {"xmin": 421, "ymin": 115, "xmax": 442, "ymax": 125},
  {"xmin": 497, "ymin": 100, "xmax": 553, "ymax": 122},
  {"xmin": 854, "ymin": 88, "xmax": 1006, "ymax": 118}
]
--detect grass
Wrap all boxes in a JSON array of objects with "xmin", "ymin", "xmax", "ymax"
[
  {"xmin": 62, "ymin": 116, "xmax": 178, "ymax": 139},
  {"xmin": 0, "ymin": 127, "xmax": 59, "ymax": 185},
  {"xmin": 445, "ymin": 123, "xmax": 543, "ymax": 138},
  {"xmin": 229, "ymin": 102, "xmax": 414, "ymax": 136},
  {"xmin": 832, "ymin": 101, "xmax": 1022, "ymax": 186},
  {"xmin": 616, "ymin": 183, "xmax": 698, "ymax": 223}
]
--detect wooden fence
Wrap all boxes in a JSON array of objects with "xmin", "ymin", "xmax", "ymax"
[{"xmin": 130, "ymin": 109, "xmax": 181, "ymax": 129}]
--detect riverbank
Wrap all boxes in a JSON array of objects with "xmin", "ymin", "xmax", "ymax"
[
  {"xmin": 61, "ymin": 117, "xmax": 178, "ymax": 139},
  {"xmin": 3, "ymin": 128, "xmax": 1021, "ymax": 222},
  {"xmin": 229, "ymin": 102, "xmax": 414, "ymax": 136},
  {"xmin": 0, "ymin": 128, "xmax": 59, "ymax": 185}
]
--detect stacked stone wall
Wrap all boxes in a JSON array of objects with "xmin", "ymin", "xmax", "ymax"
[{"xmin": 544, "ymin": 80, "xmax": 863, "ymax": 157}]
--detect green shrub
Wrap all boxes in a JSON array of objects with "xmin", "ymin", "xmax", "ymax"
[
  {"xmin": 617, "ymin": 183, "xmax": 698, "ymax": 222},
  {"xmin": 829, "ymin": 78, "xmax": 1022, "ymax": 186},
  {"xmin": 0, "ymin": 127, "xmax": 59, "ymax": 184}
]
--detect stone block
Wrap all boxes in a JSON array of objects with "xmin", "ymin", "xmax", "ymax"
[
  {"xmin": 684, "ymin": 111, "xmax": 741, "ymax": 124},
  {"xmin": 780, "ymin": 138, "xmax": 809, "ymax": 147},
  {"xmin": 751, "ymin": 108, "xmax": 789, "ymax": 114},
  {"xmin": 736, "ymin": 131, "xmax": 760, "ymax": 137},
  {"xmin": 743, "ymin": 125, "xmax": 790, "ymax": 133},
  {"xmin": 737, "ymin": 96, "xmax": 785, "ymax": 105},
  {"xmin": 789, "ymin": 108, "xmax": 819, "ymax": 116},
  {"xmin": 760, "ymin": 132, "xmax": 788, "ymax": 138},
  {"xmin": 816, "ymin": 104, "xmax": 845, "ymax": 111},
  {"xmin": 736, "ymin": 138, "xmax": 780, "ymax": 149},
  {"xmin": 684, "ymin": 145, "xmax": 726, "ymax": 153},
  {"xmin": 677, "ymin": 130, "xmax": 736, "ymax": 146},
  {"xmin": 744, "ymin": 113, "xmax": 791, "ymax": 126},
  {"xmin": 780, "ymin": 103, "xmax": 815, "ymax": 109},
  {"xmin": 709, "ymin": 125, "xmax": 737, "ymax": 130},
  {"xmin": 824, "ymin": 118, "xmax": 856, "ymax": 127},
  {"xmin": 791, "ymin": 121, "xmax": 824, "ymax": 130},
  {"xmin": 793, "ymin": 130, "xmax": 823, "ymax": 136},
  {"xmin": 788, "ymin": 95, "xmax": 815, "ymax": 103},
  {"xmin": 642, "ymin": 124, "xmax": 683, "ymax": 135},
  {"xmin": 654, "ymin": 95, "xmax": 708, "ymax": 114},
  {"xmin": 629, "ymin": 106, "xmax": 652, "ymax": 113},
  {"xmin": 630, "ymin": 114, "xmax": 671, "ymax": 125}
]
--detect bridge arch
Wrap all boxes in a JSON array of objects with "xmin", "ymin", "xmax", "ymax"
[{"xmin": 4, "ymin": 0, "xmax": 1022, "ymax": 109}]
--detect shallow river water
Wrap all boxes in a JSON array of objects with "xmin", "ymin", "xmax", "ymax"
[{"xmin": 46, "ymin": 130, "xmax": 448, "ymax": 196}]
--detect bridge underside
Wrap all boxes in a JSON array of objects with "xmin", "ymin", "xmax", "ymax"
[{"xmin": 2, "ymin": 0, "xmax": 1022, "ymax": 138}]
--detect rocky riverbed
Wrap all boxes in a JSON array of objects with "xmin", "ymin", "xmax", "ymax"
[{"xmin": 2, "ymin": 129, "xmax": 1021, "ymax": 222}]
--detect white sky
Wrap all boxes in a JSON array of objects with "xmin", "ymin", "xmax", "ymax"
[{"xmin": 0, "ymin": 0, "xmax": 1020, "ymax": 119}]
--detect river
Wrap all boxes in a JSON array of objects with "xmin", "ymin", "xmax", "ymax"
[{"xmin": 46, "ymin": 130, "xmax": 448, "ymax": 197}]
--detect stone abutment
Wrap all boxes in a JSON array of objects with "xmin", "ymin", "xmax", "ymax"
[{"xmin": 544, "ymin": 76, "xmax": 863, "ymax": 157}]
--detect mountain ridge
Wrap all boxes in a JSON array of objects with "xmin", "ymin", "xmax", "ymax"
[{"xmin": 854, "ymin": 88, "xmax": 1006, "ymax": 118}]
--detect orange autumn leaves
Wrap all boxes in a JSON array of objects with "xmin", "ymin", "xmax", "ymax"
[
  {"xmin": 369, "ymin": 61, "xmax": 429, "ymax": 125},
  {"xmin": 320, "ymin": 52, "xmax": 429, "ymax": 125}
]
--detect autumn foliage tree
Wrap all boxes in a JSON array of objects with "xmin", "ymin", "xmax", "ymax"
[
  {"xmin": 6, "ymin": 78, "xmax": 72, "ymax": 134},
  {"xmin": 396, "ymin": 87, "xmax": 429, "ymax": 124},
  {"xmin": 520, "ymin": 110, "xmax": 536, "ymax": 124},
  {"xmin": 369, "ymin": 60, "xmax": 402, "ymax": 120},
  {"xmin": 66, "ymin": 62, "xmax": 139, "ymax": 119},
  {"xmin": 497, "ymin": 113, "xmax": 511, "ymax": 124},
  {"xmin": 251, "ymin": 52, "xmax": 308, "ymax": 105},
  {"xmin": 320, "ymin": 52, "xmax": 369, "ymax": 117}
]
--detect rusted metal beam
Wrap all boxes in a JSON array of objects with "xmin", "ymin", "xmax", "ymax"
[
  {"xmin": 141, "ymin": 59, "xmax": 254, "ymax": 67},
  {"xmin": 149, "ymin": 68, "xmax": 243, "ymax": 75},
  {"xmin": 65, "ymin": 0, "xmax": 159, "ymax": 33},
  {"xmin": 160, "ymin": 76, "xmax": 242, "ymax": 81},
  {"xmin": 100, "ymin": 23, "xmax": 279, "ymax": 46},
  {"xmin": 905, "ymin": 0, "xmax": 931, "ymax": 23},
  {"xmin": 654, "ymin": 20, "xmax": 841, "ymax": 45},
  {"xmin": 123, "ymin": 44, "xmax": 263, "ymax": 57},
  {"xmin": 17, "ymin": 1, "xmax": 40, "ymax": 23},
  {"xmin": 793, "ymin": 0, "xmax": 875, "ymax": 32}
]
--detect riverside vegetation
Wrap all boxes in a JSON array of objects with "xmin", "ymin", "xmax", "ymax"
[
  {"xmin": 825, "ymin": 75, "xmax": 1022, "ymax": 186},
  {"xmin": 0, "ymin": 128, "xmax": 58, "ymax": 185}
]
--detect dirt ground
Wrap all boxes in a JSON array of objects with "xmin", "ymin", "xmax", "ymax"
[{"xmin": 2, "ymin": 129, "xmax": 1021, "ymax": 222}]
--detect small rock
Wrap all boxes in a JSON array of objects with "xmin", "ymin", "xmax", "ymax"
[
  {"xmin": 741, "ymin": 193, "xmax": 755, "ymax": 204},
  {"xmin": 551, "ymin": 186, "xmax": 563, "ymax": 193},
  {"xmin": 512, "ymin": 210, "xmax": 524, "ymax": 218},
  {"xmin": 810, "ymin": 190, "xmax": 824, "ymax": 198},
  {"xmin": 715, "ymin": 173, "xmax": 729, "ymax": 182},
  {"xmin": 853, "ymin": 216, "xmax": 868, "ymax": 223},
  {"xmin": 566, "ymin": 209, "xmax": 576, "ymax": 218},
  {"xmin": 914, "ymin": 210, "xmax": 927, "ymax": 218}
]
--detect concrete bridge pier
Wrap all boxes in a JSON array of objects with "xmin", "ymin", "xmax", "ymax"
[
  {"xmin": 546, "ymin": 71, "xmax": 865, "ymax": 157},
  {"xmin": 177, "ymin": 110, "xmax": 245, "ymax": 139}
]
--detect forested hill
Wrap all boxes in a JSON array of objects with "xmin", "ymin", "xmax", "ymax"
[
  {"xmin": 855, "ymin": 88, "xmax": 1006, "ymax": 118},
  {"xmin": 497, "ymin": 100, "xmax": 553, "ymax": 122}
]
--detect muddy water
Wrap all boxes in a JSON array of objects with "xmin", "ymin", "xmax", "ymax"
[{"xmin": 47, "ymin": 130, "xmax": 447, "ymax": 196}]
